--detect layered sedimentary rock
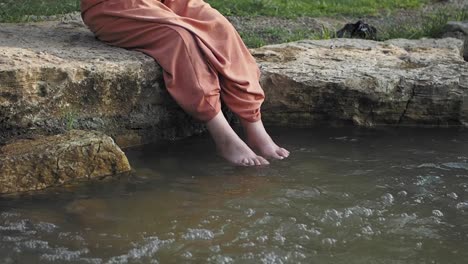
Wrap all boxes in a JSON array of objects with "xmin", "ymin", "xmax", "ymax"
[
  {"xmin": 0, "ymin": 130, "xmax": 131, "ymax": 194},
  {"xmin": 0, "ymin": 18, "xmax": 204, "ymax": 148},
  {"xmin": 253, "ymin": 38, "xmax": 468, "ymax": 127},
  {"xmin": 1, "ymin": 18, "xmax": 468, "ymax": 151}
]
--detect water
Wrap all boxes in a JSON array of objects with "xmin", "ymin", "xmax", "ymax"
[{"xmin": 1, "ymin": 127, "xmax": 468, "ymax": 263}]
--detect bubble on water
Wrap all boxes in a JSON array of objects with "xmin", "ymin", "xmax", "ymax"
[
  {"xmin": 182, "ymin": 229, "xmax": 214, "ymax": 240},
  {"xmin": 245, "ymin": 208, "xmax": 255, "ymax": 217},
  {"xmin": 456, "ymin": 202, "xmax": 468, "ymax": 210},
  {"xmin": 35, "ymin": 222, "xmax": 58, "ymax": 233},
  {"xmin": 19, "ymin": 239, "xmax": 49, "ymax": 250},
  {"xmin": 299, "ymin": 235, "xmax": 310, "ymax": 243},
  {"xmin": 0, "ymin": 212, "xmax": 20, "ymax": 219},
  {"xmin": 1, "ymin": 236, "xmax": 23, "ymax": 242},
  {"xmin": 260, "ymin": 252, "xmax": 284, "ymax": 264},
  {"xmin": 181, "ymin": 251, "xmax": 192, "ymax": 259},
  {"xmin": 40, "ymin": 248, "xmax": 93, "ymax": 262},
  {"xmin": 273, "ymin": 232, "xmax": 286, "ymax": 245},
  {"xmin": 447, "ymin": 192, "xmax": 458, "ymax": 200},
  {"xmin": 294, "ymin": 244, "xmax": 304, "ymax": 250},
  {"xmin": 296, "ymin": 223, "xmax": 308, "ymax": 231},
  {"xmin": 238, "ymin": 230, "xmax": 249, "ymax": 240},
  {"xmin": 321, "ymin": 209, "xmax": 343, "ymax": 223},
  {"xmin": 343, "ymin": 208, "xmax": 353, "ymax": 218},
  {"xmin": 0, "ymin": 220, "xmax": 29, "ymax": 231},
  {"xmin": 257, "ymin": 235, "xmax": 268, "ymax": 243},
  {"xmin": 381, "ymin": 193, "xmax": 394, "ymax": 206},
  {"xmin": 321, "ymin": 238, "xmax": 337, "ymax": 248},
  {"xmin": 209, "ymin": 245, "xmax": 221, "ymax": 253},
  {"xmin": 416, "ymin": 242, "xmax": 423, "ymax": 249},
  {"xmin": 415, "ymin": 175, "xmax": 442, "ymax": 186},
  {"xmin": 107, "ymin": 237, "xmax": 173, "ymax": 264},
  {"xmin": 255, "ymin": 215, "xmax": 273, "ymax": 225},
  {"xmin": 292, "ymin": 251, "xmax": 307, "ymax": 259},
  {"xmin": 432, "ymin": 210, "xmax": 444, "ymax": 217},
  {"xmin": 201, "ymin": 219, "xmax": 210, "ymax": 225},
  {"xmin": 240, "ymin": 242, "xmax": 256, "ymax": 248},
  {"xmin": 349, "ymin": 206, "xmax": 374, "ymax": 217},
  {"xmin": 398, "ymin": 190, "xmax": 408, "ymax": 197},
  {"xmin": 361, "ymin": 226, "xmax": 374, "ymax": 236},
  {"xmin": 208, "ymin": 255, "xmax": 234, "ymax": 263}
]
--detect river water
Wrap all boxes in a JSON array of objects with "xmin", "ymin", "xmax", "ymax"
[{"xmin": 0, "ymin": 127, "xmax": 467, "ymax": 263}]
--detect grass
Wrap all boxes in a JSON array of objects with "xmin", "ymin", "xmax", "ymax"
[
  {"xmin": 0, "ymin": 0, "xmax": 79, "ymax": 22},
  {"xmin": 240, "ymin": 26, "xmax": 338, "ymax": 48},
  {"xmin": 378, "ymin": 8, "xmax": 468, "ymax": 40},
  {"xmin": 207, "ymin": 0, "xmax": 426, "ymax": 18},
  {"xmin": 0, "ymin": 0, "xmax": 466, "ymax": 48},
  {"xmin": 0, "ymin": 0, "xmax": 427, "ymax": 22}
]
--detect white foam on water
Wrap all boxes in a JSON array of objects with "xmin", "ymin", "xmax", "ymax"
[
  {"xmin": 106, "ymin": 237, "xmax": 173, "ymax": 264},
  {"xmin": 0, "ymin": 219, "xmax": 29, "ymax": 231},
  {"xmin": 432, "ymin": 210, "xmax": 444, "ymax": 217},
  {"xmin": 182, "ymin": 228, "xmax": 215, "ymax": 240},
  {"xmin": 442, "ymin": 162, "xmax": 468, "ymax": 170}
]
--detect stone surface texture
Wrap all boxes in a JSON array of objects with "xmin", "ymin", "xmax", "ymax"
[
  {"xmin": 442, "ymin": 20, "xmax": 468, "ymax": 60},
  {"xmin": 1, "ymin": 17, "xmax": 468, "ymax": 151},
  {"xmin": 0, "ymin": 130, "xmax": 131, "ymax": 194},
  {"xmin": 252, "ymin": 38, "xmax": 468, "ymax": 127},
  {"xmin": 0, "ymin": 18, "xmax": 204, "ymax": 148}
]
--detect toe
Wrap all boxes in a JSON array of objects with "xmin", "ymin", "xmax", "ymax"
[
  {"xmin": 271, "ymin": 151, "xmax": 284, "ymax": 160},
  {"xmin": 258, "ymin": 156, "xmax": 270, "ymax": 165},
  {"xmin": 253, "ymin": 158, "xmax": 261, "ymax": 166},
  {"xmin": 278, "ymin": 148, "xmax": 290, "ymax": 158}
]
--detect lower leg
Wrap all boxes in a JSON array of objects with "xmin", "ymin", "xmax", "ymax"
[
  {"xmin": 206, "ymin": 111, "xmax": 269, "ymax": 166},
  {"xmin": 240, "ymin": 118, "xmax": 290, "ymax": 160}
]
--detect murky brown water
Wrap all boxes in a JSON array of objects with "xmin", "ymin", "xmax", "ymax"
[{"xmin": 1, "ymin": 127, "xmax": 468, "ymax": 263}]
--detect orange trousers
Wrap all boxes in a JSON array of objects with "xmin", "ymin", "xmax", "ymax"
[{"xmin": 80, "ymin": 0, "xmax": 265, "ymax": 122}]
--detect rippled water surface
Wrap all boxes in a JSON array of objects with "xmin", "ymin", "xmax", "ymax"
[{"xmin": 1, "ymin": 127, "xmax": 468, "ymax": 263}]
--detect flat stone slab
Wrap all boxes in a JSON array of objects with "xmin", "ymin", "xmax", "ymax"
[
  {"xmin": 0, "ymin": 130, "xmax": 131, "ymax": 194},
  {"xmin": 0, "ymin": 18, "xmax": 203, "ymax": 147},
  {"xmin": 1, "ymin": 17, "xmax": 468, "ymax": 150},
  {"xmin": 253, "ymin": 38, "xmax": 468, "ymax": 127}
]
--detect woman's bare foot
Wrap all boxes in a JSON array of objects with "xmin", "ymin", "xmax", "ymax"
[
  {"xmin": 206, "ymin": 112, "xmax": 269, "ymax": 166},
  {"xmin": 240, "ymin": 119, "xmax": 290, "ymax": 160}
]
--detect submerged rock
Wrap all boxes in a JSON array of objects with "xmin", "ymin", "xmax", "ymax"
[
  {"xmin": 252, "ymin": 38, "xmax": 468, "ymax": 127},
  {"xmin": 0, "ymin": 130, "xmax": 130, "ymax": 194}
]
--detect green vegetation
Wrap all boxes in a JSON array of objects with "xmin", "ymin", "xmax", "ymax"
[
  {"xmin": 0, "ymin": 0, "xmax": 427, "ymax": 22},
  {"xmin": 0, "ymin": 0, "xmax": 466, "ymax": 48},
  {"xmin": 0, "ymin": 0, "xmax": 79, "ymax": 22},
  {"xmin": 207, "ymin": 0, "xmax": 425, "ymax": 18},
  {"xmin": 378, "ymin": 8, "xmax": 468, "ymax": 40},
  {"xmin": 240, "ymin": 26, "xmax": 338, "ymax": 48}
]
